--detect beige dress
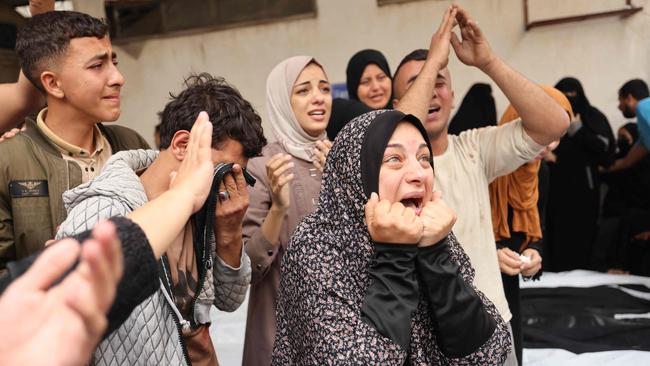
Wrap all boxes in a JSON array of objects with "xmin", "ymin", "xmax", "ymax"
[{"xmin": 242, "ymin": 142, "xmax": 322, "ymax": 366}]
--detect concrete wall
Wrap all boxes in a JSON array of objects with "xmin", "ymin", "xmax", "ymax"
[{"xmin": 99, "ymin": 0, "xmax": 650, "ymax": 146}]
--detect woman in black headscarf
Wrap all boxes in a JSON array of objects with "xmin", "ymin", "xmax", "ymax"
[
  {"xmin": 555, "ymin": 77, "xmax": 616, "ymax": 165},
  {"xmin": 545, "ymin": 77, "xmax": 616, "ymax": 271},
  {"xmin": 448, "ymin": 83, "xmax": 497, "ymax": 135},
  {"xmin": 327, "ymin": 49, "xmax": 392, "ymax": 140},
  {"xmin": 346, "ymin": 49, "xmax": 393, "ymax": 110},
  {"xmin": 273, "ymin": 110, "xmax": 510, "ymax": 365}
]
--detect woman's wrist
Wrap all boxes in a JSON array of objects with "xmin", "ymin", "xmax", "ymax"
[
  {"xmin": 261, "ymin": 203, "xmax": 288, "ymax": 246},
  {"xmin": 269, "ymin": 202, "xmax": 289, "ymax": 215}
]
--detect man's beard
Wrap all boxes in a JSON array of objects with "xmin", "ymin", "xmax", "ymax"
[{"xmin": 622, "ymin": 107, "xmax": 636, "ymax": 119}]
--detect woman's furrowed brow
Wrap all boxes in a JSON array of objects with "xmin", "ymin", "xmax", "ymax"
[{"xmin": 385, "ymin": 143, "xmax": 405, "ymax": 150}]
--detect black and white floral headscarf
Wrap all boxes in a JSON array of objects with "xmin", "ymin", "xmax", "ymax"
[{"xmin": 272, "ymin": 110, "xmax": 510, "ymax": 365}]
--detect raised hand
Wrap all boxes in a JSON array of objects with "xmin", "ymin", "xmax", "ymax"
[
  {"xmin": 394, "ymin": 5, "xmax": 458, "ymax": 122},
  {"xmin": 169, "ymin": 111, "xmax": 214, "ymax": 214},
  {"xmin": 427, "ymin": 5, "xmax": 459, "ymax": 70},
  {"xmin": 266, "ymin": 153, "xmax": 294, "ymax": 210},
  {"xmin": 0, "ymin": 221, "xmax": 122, "ymax": 366},
  {"xmin": 365, "ymin": 193, "xmax": 423, "ymax": 244},
  {"xmin": 215, "ymin": 165, "xmax": 249, "ymax": 237},
  {"xmin": 418, "ymin": 191, "xmax": 456, "ymax": 247},
  {"xmin": 312, "ymin": 139, "xmax": 332, "ymax": 173},
  {"xmin": 450, "ymin": 5, "xmax": 496, "ymax": 70},
  {"xmin": 214, "ymin": 164, "xmax": 249, "ymax": 267}
]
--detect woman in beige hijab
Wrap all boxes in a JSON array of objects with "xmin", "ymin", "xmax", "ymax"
[{"xmin": 242, "ymin": 56, "xmax": 332, "ymax": 365}]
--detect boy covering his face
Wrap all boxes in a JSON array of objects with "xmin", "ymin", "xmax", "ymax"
[{"xmin": 56, "ymin": 73, "xmax": 266, "ymax": 365}]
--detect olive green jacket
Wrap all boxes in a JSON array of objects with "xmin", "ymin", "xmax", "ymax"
[{"xmin": 0, "ymin": 119, "xmax": 149, "ymax": 274}]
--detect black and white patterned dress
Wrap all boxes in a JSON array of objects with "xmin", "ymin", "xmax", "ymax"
[{"xmin": 272, "ymin": 110, "xmax": 511, "ymax": 365}]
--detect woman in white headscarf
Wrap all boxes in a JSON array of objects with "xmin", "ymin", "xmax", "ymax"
[{"xmin": 241, "ymin": 56, "xmax": 332, "ymax": 366}]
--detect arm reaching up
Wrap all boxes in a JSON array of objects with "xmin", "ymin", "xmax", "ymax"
[
  {"xmin": 395, "ymin": 5, "xmax": 458, "ymax": 123},
  {"xmin": 450, "ymin": 5, "xmax": 569, "ymax": 145},
  {"xmin": 127, "ymin": 111, "xmax": 214, "ymax": 258}
]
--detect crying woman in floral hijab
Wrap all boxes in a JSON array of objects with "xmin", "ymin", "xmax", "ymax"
[{"xmin": 272, "ymin": 109, "xmax": 511, "ymax": 365}]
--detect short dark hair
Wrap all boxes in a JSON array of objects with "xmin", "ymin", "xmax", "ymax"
[
  {"xmin": 159, "ymin": 73, "xmax": 267, "ymax": 158},
  {"xmin": 15, "ymin": 11, "xmax": 109, "ymax": 93},
  {"xmin": 619, "ymin": 79, "xmax": 649, "ymax": 101},
  {"xmin": 393, "ymin": 49, "xmax": 428, "ymax": 81}
]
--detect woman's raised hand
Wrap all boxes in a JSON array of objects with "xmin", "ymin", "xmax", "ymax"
[
  {"xmin": 312, "ymin": 140, "xmax": 332, "ymax": 173},
  {"xmin": 364, "ymin": 193, "xmax": 423, "ymax": 244},
  {"xmin": 266, "ymin": 153, "xmax": 294, "ymax": 210},
  {"xmin": 418, "ymin": 191, "xmax": 456, "ymax": 247}
]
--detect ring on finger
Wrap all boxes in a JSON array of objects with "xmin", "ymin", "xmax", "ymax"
[{"xmin": 218, "ymin": 191, "xmax": 230, "ymax": 201}]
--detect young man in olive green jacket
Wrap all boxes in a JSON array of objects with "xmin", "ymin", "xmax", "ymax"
[{"xmin": 0, "ymin": 11, "xmax": 149, "ymax": 274}]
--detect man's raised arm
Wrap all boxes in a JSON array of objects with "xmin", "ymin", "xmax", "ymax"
[{"xmin": 450, "ymin": 5, "xmax": 569, "ymax": 145}]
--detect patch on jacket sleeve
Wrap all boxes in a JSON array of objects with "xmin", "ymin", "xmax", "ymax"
[{"xmin": 9, "ymin": 180, "xmax": 49, "ymax": 198}]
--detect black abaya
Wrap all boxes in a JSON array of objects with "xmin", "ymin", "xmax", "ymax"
[
  {"xmin": 448, "ymin": 83, "xmax": 497, "ymax": 135},
  {"xmin": 546, "ymin": 78, "xmax": 616, "ymax": 272}
]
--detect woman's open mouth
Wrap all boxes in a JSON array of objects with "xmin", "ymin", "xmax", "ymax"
[{"xmin": 401, "ymin": 197, "xmax": 423, "ymax": 216}]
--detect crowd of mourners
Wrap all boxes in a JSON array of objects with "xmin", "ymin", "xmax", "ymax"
[{"xmin": 0, "ymin": 1, "xmax": 648, "ymax": 365}]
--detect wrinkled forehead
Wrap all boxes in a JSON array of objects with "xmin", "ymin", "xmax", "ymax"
[
  {"xmin": 386, "ymin": 121, "xmax": 429, "ymax": 146},
  {"xmin": 360, "ymin": 111, "xmax": 430, "ymax": 196}
]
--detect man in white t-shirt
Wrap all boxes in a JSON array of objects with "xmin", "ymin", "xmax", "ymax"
[{"xmin": 393, "ymin": 5, "xmax": 569, "ymax": 365}]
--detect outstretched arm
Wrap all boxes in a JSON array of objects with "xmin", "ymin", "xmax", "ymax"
[
  {"xmin": 395, "ymin": 5, "xmax": 458, "ymax": 123},
  {"xmin": 451, "ymin": 6, "xmax": 569, "ymax": 145},
  {"xmin": 603, "ymin": 143, "xmax": 649, "ymax": 173}
]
